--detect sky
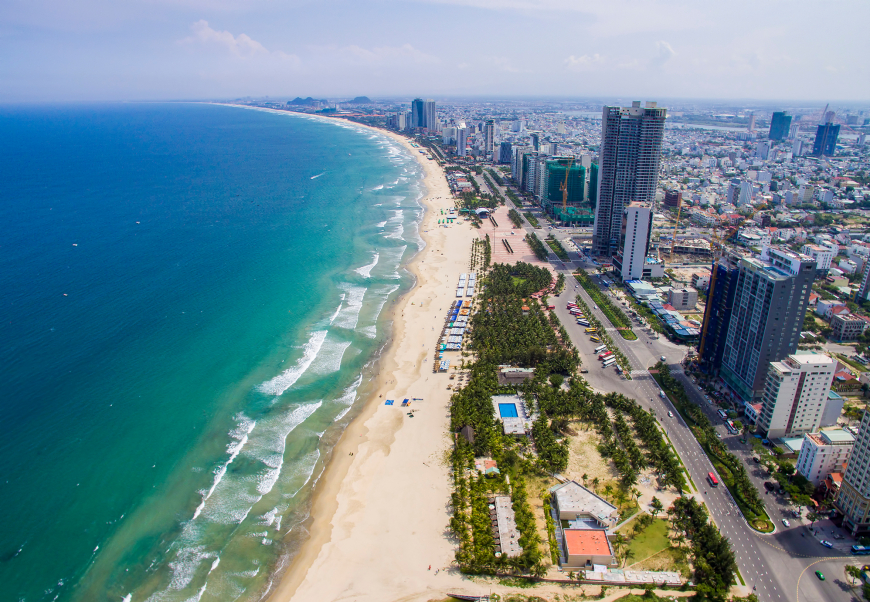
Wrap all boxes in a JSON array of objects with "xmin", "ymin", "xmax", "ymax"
[{"xmin": 1, "ymin": 0, "xmax": 868, "ymax": 103}]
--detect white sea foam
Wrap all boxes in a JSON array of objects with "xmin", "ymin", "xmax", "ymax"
[
  {"xmin": 331, "ymin": 285, "xmax": 366, "ymax": 330},
  {"xmin": 192, "ymin": 414, "xmax": 256, "ymax": 520},
  {"xmin": 375, "ymin": 221, "xmax": 387, "ymax": 228},
  {"xmin": 354, "ymin": 253, "xmax": 379, "ymax": 278},
  {"xmin": 372, "ymin": 184, "xmax": 384, "ymax": 191},
  {"xmin": 309, "ymin": 337, "xmax": 352, "ymax": 376},
  {"xmin": 123, "ymin": 596, "xmax": 132, "ymax": 602},
  {"xmin": 385, "ymin": 223, "xmax": 404, "ymax": 240},
  {"xmin": 333, "ymin": 375, "xmax": 362, "ymax": 420},
  {"xmin": 257, "ymin": 331, "xmax": 328, "ymax": 396},
  {"xmin": 329, "ymin": 297, "xmax": 343, "ymax": 324},
  {"xmin": 246, "ymin": 402, "xmax": 322, "ymax": 500}
]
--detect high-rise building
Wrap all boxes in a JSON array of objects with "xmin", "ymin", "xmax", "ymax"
[
  {"xmin": 748, "ymin": 113, "xmax": 756, "ymax": 132},
  {"xmin": 455, "ymin": 127, "xmax": 469, "ymax": 157},
  {"xmin": 498, "ymin": 142, "xmax": 513, "ymax": 165},
  {"xmin": 411, "ymin": 98, "xmax": 425, "ymax": 129},
  {"xmin": 614, "ymin": 202, "xmax": 653, "ymax": 281},
  {"xmin": 769, "ymin": 112, "xmax": 792, "ymax": 141},
  {"xmin": 813, "ymin": 120, "xmax": 840, "ymax": 157},
  {"xmin": 423, "ymin": 99, "xmax": 437, "ymax": 132},
  {"xmin": 835, "ymin": 410, "xmax": 870, "ymax": 534},
  {"xmin": 755, "ymin": 141, "xmax": 771, "ymax": 160},
  {"xmin": 530, "ymin": 132, "xmax": 540, "ymax": 151},
  {"xmin": 592, "ymin": 102, "xmax": 666, "ymax": 256},
  {"xmin": 720, "ymin": 247, "xmax": 816, "ymax": 401},
  {"xmin": 663, "ymin": 190, "xmax": 682, "ymax": 209},
  {"xmin": 757, "ymin": 352, "xmax": 836, "ymax": 438},
  {"xmin": 484, "ymin": 120, "xmax": 494, "ymax": 156},
  {"xmin": 698, "ymin": 255, "xmax": 741, "ymax": 373}
]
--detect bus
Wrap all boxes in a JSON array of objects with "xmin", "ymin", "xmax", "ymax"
[
  {"xmin": 851, "ymin": 545, "xmax": 870, "ymax": 555},
  {"xmin": 594, "ymin": 345, "xmax": 607, "ymax": 353},
  {"xmin": 590, "ymin": 336, "xmax": 601, "ymax": 343},
  {"xmin": 567, "ymin": 303, "xmax": 578, "ymax": 309},
  {"xmin": 603, "ymin": 357, "xmax": 617, "ymax": 367},
  {"xmin": 615, "ymin": 365, "xmax": 623, "ymax": 374},
  {"xmin": 726, "ymin": 420, "xmax": 739, "ymax": 435},
  {"xmin": 577, "ymin": 321, "xmax": 590, "ymax": 327},
  {"xmin": 585, "ymin": 328, "xmax": 597, "ymax": 333},
  {"xmin": 707, "ymin": 472, "xmax": 719, "ymax": 487},
  {"xmin": 599, "ymin": 352, "xmax": 613, "ymax": 360}
]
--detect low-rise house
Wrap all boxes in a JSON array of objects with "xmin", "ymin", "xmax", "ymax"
[
  {"xmin": 549, "ymin": 481, "xmax": 618, "ymax": 529},
  {"xmin": 561, "ymin": 529, "xmax": 617, "ymax": 570},
  {"xmin": 831, "ymin": 314, "xmax": 869, "ymax": 342}
]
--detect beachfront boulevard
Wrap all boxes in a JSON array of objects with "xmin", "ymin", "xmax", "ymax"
[{"xmin": 536, "ymin": 250, "xmax": 855, "ymax": 602}]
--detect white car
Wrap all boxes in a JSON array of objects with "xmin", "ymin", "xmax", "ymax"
[
  {"xmin": 668, "ymin": 411, "xmax": 674, "ymax": 418},
  {"xmin": 782, "ymin": 519, "xmax": 790, "ymax": 527},
  {"xmin": 660, "ymin": 356, "xmax": 667, "ymax": 362}
]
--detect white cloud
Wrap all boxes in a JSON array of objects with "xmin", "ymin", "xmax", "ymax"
[
  {"xmin": 564, "ymin": 53, "xmax": 603, "ymax": 71},
  {"xmin": 182, "ymin": 20, "xmax": 300, "ymax": 66},
  {"xmin": 650, "ymin": 40, "xmax": 676, "ymax": 67}
]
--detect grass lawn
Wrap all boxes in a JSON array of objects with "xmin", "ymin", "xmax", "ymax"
[
  {"xmin": 835, "ymin": 353, "xmax": 868, "ymax": 373},
  {"xmin": 623, "ymin": 518, "xmax": 671, "ymax": 562}
]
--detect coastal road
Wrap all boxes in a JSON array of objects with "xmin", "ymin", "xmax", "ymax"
[
  {"xmin": 547, "ymin": 261, "xmax": 854, "ymax": 602},
  {"xmin": 495, "ymin": 185, "xmax": 857, "ymax": 601}
]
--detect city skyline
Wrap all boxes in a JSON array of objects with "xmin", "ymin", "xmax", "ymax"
[{"xmin": 1, "ymin": 0, "xmax": 869, "ymax": 102}]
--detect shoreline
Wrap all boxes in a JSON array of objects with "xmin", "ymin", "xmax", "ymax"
[{"xmin": 257, "ymin": 113, "xmax": 476, "ymax": 601}]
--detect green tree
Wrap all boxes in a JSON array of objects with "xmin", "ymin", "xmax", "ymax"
[{"xmin": 650, "ymin": 496, "xmax": 664, "ymax": 517}]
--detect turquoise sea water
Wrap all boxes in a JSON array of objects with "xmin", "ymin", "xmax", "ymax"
[{"xmin": 0, "ymin": 103, "xmax": 423, "ymax": 601}]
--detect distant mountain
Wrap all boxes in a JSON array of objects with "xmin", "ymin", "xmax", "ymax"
[
  {"xmin": 287, "ymin": 97, "xmax": 325, "ymax": 106},
  {"xmin": 345, "ymin": 96, "xmax": 372, "ymax": 104}
]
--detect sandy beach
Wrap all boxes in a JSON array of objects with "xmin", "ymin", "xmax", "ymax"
[{"xmin": 267, "ymin": 122, "xmax": 483, "ymax": 602}]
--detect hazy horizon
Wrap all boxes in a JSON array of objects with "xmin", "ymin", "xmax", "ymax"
[{"xmin": 1, "ymin": 0, "xmax": 869, "ymax": 103}]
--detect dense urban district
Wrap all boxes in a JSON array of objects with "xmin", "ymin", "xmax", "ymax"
[{"xmin": 243, "ymin": 96, "xmax": 870, "ymax": 602}]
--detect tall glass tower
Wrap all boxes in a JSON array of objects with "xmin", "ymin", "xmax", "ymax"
[
  {"xmin": 592, "ymin": 102, "xmax": 666, "ymax": 257},
  {"xmin": 768, "ymin": 111, "xmax": 792, "ymax": 141}
]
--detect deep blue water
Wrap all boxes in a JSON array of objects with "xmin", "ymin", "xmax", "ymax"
[{"xmin": 0, "ymin": 103, "xmax": 422, "ymax": 601}]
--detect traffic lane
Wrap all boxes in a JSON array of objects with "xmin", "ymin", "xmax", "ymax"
[
  {"xmin": 797, "ymin": 558, "xmax": 857, "ymax": 602},
  {"xmin": 564, "ymin": 272, "xmax": 794, "ymax": 598},
  {"xmin": 635, "ymin": 372, "xmax": 795, "ymax": 600}
]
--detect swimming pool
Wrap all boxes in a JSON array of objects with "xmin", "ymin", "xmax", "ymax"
[{"xmin": 498, "ymin": 403, "xmax": 519, "ymax": 418}]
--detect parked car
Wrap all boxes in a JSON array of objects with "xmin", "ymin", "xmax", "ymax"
[
  {"xmin": 764, "ymin": 482, "xmax": 776, "ymax": 491},
  {"xmin": 815, "ymin": 570, "xmax": 825, "ymax": 581},
  {"xmin": 782, "ymin": 519, "xmax": 790, "ymax": 527},
  {"xmin": 660, "ymin": 356, "xmax": 667, "ymax": 361},
  {"xmin": 580, "ymin": 368, "xmax": 589, "ymax": 373},
  {"xmin": 821, "ymin": 540, "xmax": 833, "ymax": 548},
  {"xmin": 668, "ymin": 411, "xmax": 674, "ymax": 417},
  {"xmin": 753, "ymin": 457, "xmax": 761, "ymax": 464}
]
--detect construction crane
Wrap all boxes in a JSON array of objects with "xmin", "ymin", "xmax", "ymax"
[
  {"xmin": 559, "ymin": 157, "xmax": 575, "ymax": 214},
  {"xmin": 697, "ymin": 206, "xmax": 761, "ymax": 358},
  {"xmin": 669, "ymin": 201, "xmax": 684, "ymax": 255}
]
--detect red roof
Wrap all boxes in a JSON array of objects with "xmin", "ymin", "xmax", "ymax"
[
  {"xmin": 835, "ymin": 371, "xmax": 856, "ymax": 381},
  {"xmin": 564, "ymin": 529, "xmax": 612, "ymax": 556}
]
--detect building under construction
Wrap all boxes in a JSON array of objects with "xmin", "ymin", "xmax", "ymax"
[{"xmin": 697, "ymin": 255, "xmax": 740, "ymax": 374}]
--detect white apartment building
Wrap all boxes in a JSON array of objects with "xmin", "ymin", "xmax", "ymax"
[
  {"xmin": 795, "ymin": 429, "xmax": 854, "ymax": 485},
  {"xmin": 616, "ymin": 202, "xmax": 653, "ymax": 281},
  {"xmin": 836, "ymin": 411, "xmax": 870, "ymax": 534},
  {"xmin": 757, "ymin": 353, "xmax": 836, "ymax": 439},
  {"xmin": 801, "ymin": 243, "xmax": 837, "ymax": 272}
]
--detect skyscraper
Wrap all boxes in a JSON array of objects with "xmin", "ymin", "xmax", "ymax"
[
  {"xmin": 484, "ymin": 120, "xmax": 494, "ymax": 156},
  {"xmin": 530, "ymin": 132, "xmax": 540, "ymax": 151},
  {"xmin": 410, "ymin": 98, "xmax": 425, "ymax": 129},
  {"xmin": 698, "ymin": 255, "xmax": 741, "ymax": 374},
  {"xmin": 720, "ymin": 247, "xmax": 816, "ymax": 401},
  {"xmin": 813, "ymin": 121, "xmax": 840, "ymax": 156},
  {"xmin": 423, "ymin": 99, "xmax": 437, "ymax": 132},
  {"xmin": 544, "ymin": 159, "xmax": 585, "ymax": 207},
  {"xmin": 769, "ymin": 111, "xmax": 792, "ymax": 140},
  {"xmin": 498, "ymin": 142, "xmax": 513, "ymax": 165},
  {"xmin": 592, "ymin": 102, "xmax": 666, "ymax": 257},
  {"xmin": 836, "ymin": 410, "xmax": 870, "ymax": 533},
  {"xmin": 455, "ymin": 126, "xmax": 469, "ymax": 157},
  {"xmin": 747, "ymin": 113, "xmax": 756, "ymax": 132}
]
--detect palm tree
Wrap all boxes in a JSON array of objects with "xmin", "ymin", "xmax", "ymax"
[
  {"xmin": 632, "ymin": 487, "xmax": 641, "ymax": 503},
  {"xmin": 592, "ymin": 477, "xmax": 600, "ymax": 492},
  {"xmin": 582, "ymin": 473, "xmax": 589, "ymax": 486},
  {"xmin": 622, "ymin": 548, "xmax": 636, "ymax": 568},
  {"xmin": 650, "ymin": 496, "xmax": 664, "ymax": 517}
]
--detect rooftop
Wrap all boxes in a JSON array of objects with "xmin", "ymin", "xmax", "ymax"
[
  {"xmin": 821, "ymin": 429, "xmax": 856, "ymax": 445},
  {"xmin": 550, "ymin": 481, "xmax": 618, "ymax": 524},
  {"xmin": 564, "ymin": 529, "xmax": 613, "ymax": 557}
]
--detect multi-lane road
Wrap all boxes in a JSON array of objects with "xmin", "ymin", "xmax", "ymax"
[{"xmin": 482, "ymin": 181, "xmax": 858, "ymax": 602}]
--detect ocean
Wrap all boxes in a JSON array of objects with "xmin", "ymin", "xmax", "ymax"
[{"xmin": 0, "ymin": 103, "xmax": 423, "ymax": 601}]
